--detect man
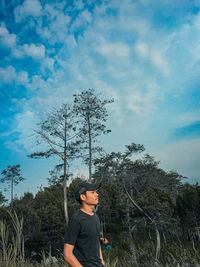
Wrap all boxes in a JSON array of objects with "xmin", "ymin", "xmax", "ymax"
[{"xmin": 64, "ymin": 182, "xmax": 105, "ymax": 267}]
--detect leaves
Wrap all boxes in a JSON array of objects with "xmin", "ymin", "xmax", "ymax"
[
  {"xmin": 73, "ymin": 88, "xmax": 114, "ymax": 180},
  {"xmin": 0, "ymin": 165, "xmax": 25, "ymax": 203}
]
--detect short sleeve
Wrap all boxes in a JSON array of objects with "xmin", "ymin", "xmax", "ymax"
[{"xmin": 64, "ymin": 216, "xmax": 80, "ymax": 245}]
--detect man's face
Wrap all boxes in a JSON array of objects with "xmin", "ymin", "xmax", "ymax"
[{"xmin": 81, "ymin": 190, "xmax": 99, "ymax": 205}]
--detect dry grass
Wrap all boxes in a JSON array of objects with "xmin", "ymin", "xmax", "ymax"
[
  {"xmin": 1, "ymin": 213, "xmax": 200, "ymax": 266},
  {"xmin": 102, "ymin": 234, "xmax": 200, "ymax": 267}
]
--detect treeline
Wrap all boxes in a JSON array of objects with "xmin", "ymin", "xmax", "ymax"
[{"xmin": 0, "ymin": 145, "xmax": 200, "ymax": 265}]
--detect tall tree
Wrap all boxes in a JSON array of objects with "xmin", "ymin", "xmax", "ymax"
[
  {"xmin": 28, "ymin": 104, "xmax": 80, "ymax": 225},
  {"xmin": 73, "ymin": 89, "xmax": 114, "ymax": 181},
  {"xmin": 0, "ymin": 165, "xmax": 25, "ymax": 204}
]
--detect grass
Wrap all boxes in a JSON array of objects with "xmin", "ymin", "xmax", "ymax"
[
  {"xmin": 1, "ymin": 213, "xmax": 200, "ymax": 266},
  {"xmin": 102, "ymin": 233, "xmax": 200, "ymax": 267}
]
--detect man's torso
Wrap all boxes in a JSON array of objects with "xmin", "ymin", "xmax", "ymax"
[{"xmin": 64, "ymin": 209, "xmax": 103, "ymax": 266}]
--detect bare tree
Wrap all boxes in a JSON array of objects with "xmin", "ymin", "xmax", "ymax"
[{"xmin": 28, "ymin": 104, "xmax": 80, "ymax": 225}]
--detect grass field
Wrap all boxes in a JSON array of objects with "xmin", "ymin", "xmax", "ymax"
[{"xmin": 1, "ymin": 212, "xmax": 200, "ymax": 267}]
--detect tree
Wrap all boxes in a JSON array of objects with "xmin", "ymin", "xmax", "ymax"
[
  {"xmin": 0, "ymin": 165, "xmax": 25, "ymax": 204},
  {"xmin": 0, "ymin": 191, "xmax": 7, "ymax": 205},
  {"xmin": 93, "ymin": 143, "xmax": 183, "ymax": 235},
  {"xmin": 28, "ymin": 104, "xmax": 80, "ymax": 225},
  {"xmin": 33, "ymin": 184, "xmax": 66, "ymax": 256},
  {"xmin": 73, "ymin": 89, "xmax": 114, "ymax": 181},
  {"xmin": 93, "ymin": 144, "xmax": 184, "ymax": 263},
  {"xmin": 176, "ymin": 184, "xmax": 200, "ymax": 239}
]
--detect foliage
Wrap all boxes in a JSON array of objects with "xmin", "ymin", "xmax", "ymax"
[
  {"xmin": 73, "ymin": 88, "xmax": 114, "ymax": 180},
  {"xmin": 0, "ymin": 191, "xmax": 7, "ymax": 205},
  {"xmin": 1, "ymin": 209, "xmax": 200, "ymax": 267},
  {"xmin": 27, "ymin": 103, "xmax": 82, "ymax": 225},
  {"xmin": 176, "ymin": 183, "xmax": 200, "ymax": 239},
  {"xmin": 0, "ymin": 165, "xmax": 25, "ymax": 204},
  {"xmin": 28, "ymin": 103, "xmax": 80, "ymax": 168}
]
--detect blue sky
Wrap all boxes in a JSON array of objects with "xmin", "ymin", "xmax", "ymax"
[{"xmin": 0, "ymin": 0, "xmax": 200, "ymax": 200}]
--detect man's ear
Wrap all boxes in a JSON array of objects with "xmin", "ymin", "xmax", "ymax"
[{"xmin": 80, "ymin": 194, "xmax": 86, "ymax": 202}]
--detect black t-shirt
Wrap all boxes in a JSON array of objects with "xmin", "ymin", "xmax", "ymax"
[{"xmin": 64, "ymin": 209, "xmax": 103, "ymax": 267}]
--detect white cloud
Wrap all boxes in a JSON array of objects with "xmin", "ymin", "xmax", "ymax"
[
  {"xmin": 71, "ymin": 9, "xmax": 92, "ymax": 30},
  {"xmin": 98, "ymin": 40, "xmax": 130, "ymax": 59},
  {"xmin": 0, "ymin": 22, "xmax": 46, "ymax": 60},
  {"xmin": 27, "ymin": 75, "xmax": 47, "ymax": 91},
  {"xmin": 0, "ymin": 66, "xmax": 29, "ymax": 85},
  {"xmin": 22, "ymin": 43, "xmax": 45, "ymax": 58},
  {"xmin": 134, "ymin": 40, "xmax": 169, "ymax": 76},
  {"xmin": 36, "ymin": 3, "xmax": 70, "ymax": 44},
  {"xmin": 170, "ymin": 110, "xmax": 200, "ymax": 129},
  {"xmin": 126, "ymin": 89, "xmax": 156, "ymax": 116},
  {"xmin": 12, "ymin": 43, "xmax": 45, "ymax": 59},
  {"xmin": 0, "ymin": 66, "xmax": 16, "ymax": 83},
  {"xmin": 41, "ymin": 57, "xmax": 55, "ymax": 73},
  {"xmin": 75, "ymin": 0, "xmax": 84, "ymax": 10},
  {"xmin": 163, "ymin": 11, "xmax": 200, "ymax": 86},
  {"xmin": 14, "ymin": 0, "xmax": 42, "ymax": 23},
  {"xmin": 13, "ymin": 110, "xmax": 40, "ymax": 152},
  {"xmin": 150, "ymin": 49, "xmax": 169, "ymax": 76},
  {"xmin": 0, "ymin": 23, "xmax": 16, "ymax": 48},
  {"xmin": 135, "ymin": 41, "xmax": 148, "ymax": 57},
  {"xmin": 44, "ymin": 3, "xmax": 60, "ymax": 20},
  {"xmin": 18, "ymin": 71, "xmax": 29, "ymax": 84}
]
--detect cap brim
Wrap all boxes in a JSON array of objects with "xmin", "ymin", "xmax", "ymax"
[{"xmin": 88, "ymin": 182, "xmax": 101, "ymax": 191}]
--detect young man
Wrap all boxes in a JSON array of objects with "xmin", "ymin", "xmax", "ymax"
[{"xmin": 64, "ymin": 182, "xmax": 105, "ymax": 267}]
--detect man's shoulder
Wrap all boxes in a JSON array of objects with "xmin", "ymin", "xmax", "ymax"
[
  {"xmin": 70, "ymin": 209, "xmax": 82, "ymax": 220},
  {"xmin": 70, "ymin": 209, "xmax": 87, "ymax": 222}
]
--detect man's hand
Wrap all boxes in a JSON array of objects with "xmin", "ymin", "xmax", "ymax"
[
  {"xmin": 101, "ymin": 259, "xmax": 105, "ymax": 266},
  {"xmin": 99, "ymin": 247, "xmax": 105, "ymax": 266}
]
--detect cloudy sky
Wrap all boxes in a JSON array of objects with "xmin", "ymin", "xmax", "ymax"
[{"xmin": 0, "ymin": 0, "xmax": 200, "ymax": 200}]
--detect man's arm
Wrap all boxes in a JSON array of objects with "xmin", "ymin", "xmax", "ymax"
[
  {"xmin": 64, "ymin": 243, "xmax": 83, "ymax": 267},
  {"xmin": 99, "ymin": 246, "xmax": 105, "ymax": 266}
]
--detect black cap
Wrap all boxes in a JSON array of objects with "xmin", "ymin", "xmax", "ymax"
[{"xmin": 74, "ymin": 182, "xmax": 101, "ymax": 202}]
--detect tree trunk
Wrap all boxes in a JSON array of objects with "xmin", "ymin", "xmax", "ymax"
[
  {"xmin": 19, "ymin": 217, "xmax": 24, "ymax": 260},
  {"xmin": 11, "ymin": 176, "xmax": 13, "ymax": 206},
  {"xmin": 88, "ymin": 117, "xmax": 92, "ymax": 182},
  {"xmin": 155, "ymin": 226, "xmax": 161, "ymax": 262},
  {"xmin": 63, "ymin": 117, "xmax": 69, "ymax": 226}
]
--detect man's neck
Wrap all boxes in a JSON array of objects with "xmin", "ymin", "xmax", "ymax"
[{"xmin": 80, "ymin": 204, "xmax": 95, "ymax": 216}]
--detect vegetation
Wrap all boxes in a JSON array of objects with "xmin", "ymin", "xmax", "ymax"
[
  {"xmin": 1, "ymin": 89, "xmax": 200, "ymax": 266},
  {"xmin": 73, "ymin": 88, "xmax": 114, "ymax": 181},
  {"xmin": 27, "ymin": 103, "xmax": 81, "ymax": 225},
  {"xmin": 0, "ymin": 165, "xmax": 25, "ymax": 205}
]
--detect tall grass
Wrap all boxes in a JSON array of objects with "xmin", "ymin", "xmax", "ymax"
[
  {"xmin": 102, "ymin": 233, "xmax": 200, "ymax": 267},
  {"xmin": 0, "ymin": 210, "xmax": 22, "ymax": 267},
  {"xmin": 0, "ymin": 210, "xmax": 69, "ymax": 266},
  {"xmin": 1, "ymin": 212, "xmax": 200, "ymax": 266}
]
